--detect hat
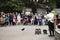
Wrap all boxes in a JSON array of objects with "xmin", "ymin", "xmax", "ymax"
[{"xmin": 51, "ymin": 10, "xmax": 55, "ymax": 14}]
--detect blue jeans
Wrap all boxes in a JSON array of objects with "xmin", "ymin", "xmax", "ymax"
[{"xmin": 38, "ymin": 19, "xmax": 42, "ymax": 25}]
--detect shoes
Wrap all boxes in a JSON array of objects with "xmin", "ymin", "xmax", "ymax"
[
  {"xmin": 52, "ymin": 35, "xmax": 55, "ymax": 37},
  {"xmin": 48, "ymin": 35, "xmax": 52, "ymax": 37},
  {"xmin": 48, "ymin": 35, "xmax": 55, "ymax": 37}
]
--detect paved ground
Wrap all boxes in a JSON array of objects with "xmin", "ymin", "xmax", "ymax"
[{"xmin": 0, "ymin": 25, "xmax": 55, "ymax": 40}]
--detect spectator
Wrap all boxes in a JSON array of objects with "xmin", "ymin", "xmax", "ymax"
[
  {"xmin": 37, "ymin": 14, "xmax": 42, "ymax": 25},
  {"xmin": 17, "ymin": 13, "xmax": 21, "ymax": 24},
  {"xmin": 28, "ymin": 14, "xmax": 32, "ymax": 23},
  {"xmin": 13, "ymin": 15, "xmax": 16, "ymax": 25},
  {"xmin": 23, "ymin": 17, "xmax": 28, "ymax": 25},
  {"xmin": 9, "ymin": 13, "xmax": 13, "ymax": 25},
  {"xmin": 34, "ymin": 14, "xmax": 38, "ymax": 25},
  {"xmin": 2, "ymin": 13, "xmax": 6, "ymax": 25},
  {"xmin": 31, "ymin": 15, "xmax": 34, "ymax": 25},
  {"xmin": 0, "ymin": 15, "xmax": 4, "ymax": 26},
  {"xmin": 5, "ymin": 14, "xmax": 9, "ymax": 25}
]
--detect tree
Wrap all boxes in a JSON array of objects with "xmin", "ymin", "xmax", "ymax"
[
  {"xmin": 0, "ymin": 0, "xmax": 25, "ymax": 12},
  {"xmin": 48, "ymin": 0, "xmax": 56, "ymax": 8}
]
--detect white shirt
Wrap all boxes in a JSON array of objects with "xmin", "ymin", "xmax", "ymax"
[
  {"xmin": 44, "ymin": 13, "xmax": 54, "ymax": 23},
  {"xmin": 17, "ymin": 15, "xmax": 21, "ymax": 22},
  {"xmin": 38, "ymin": 14, "xmax": 42, "ymax": 19}
]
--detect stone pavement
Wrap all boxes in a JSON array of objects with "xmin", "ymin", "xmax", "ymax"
[{"xmin": 0, "ymin": 25, "xmax": 55, "ymax": 40}]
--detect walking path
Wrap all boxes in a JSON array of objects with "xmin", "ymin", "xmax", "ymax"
[{"xmin": 0, "ymin": 25, "xmax": 55, "ymax": 40}]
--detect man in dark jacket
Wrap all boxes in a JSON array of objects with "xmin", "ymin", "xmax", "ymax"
[{"xmin": 9, "ymin": 13, "xmax": 13, "ymax": 25}]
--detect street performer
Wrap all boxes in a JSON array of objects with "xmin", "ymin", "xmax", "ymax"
[{"xmin": 44, "ymin": 8, "xmax": 55, "ymax": 37}]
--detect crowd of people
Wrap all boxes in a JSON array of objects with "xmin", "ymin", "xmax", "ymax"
[
  {"xmin": 0, "ymin": 11, "xmax": 48, "ymax": 26},
  {"xmin": 0, "ymin": 8, "xmax": 59, "ymax": 37}
]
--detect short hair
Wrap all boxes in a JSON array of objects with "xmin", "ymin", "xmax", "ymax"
[{"xmin": 49, "ymin": 8, "xmax": 53, "ymax": 12}]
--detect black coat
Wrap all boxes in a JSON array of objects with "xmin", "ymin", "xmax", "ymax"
[{"xmin": 34, "ymin": 16, "xmax": 38, "ymax": 25}]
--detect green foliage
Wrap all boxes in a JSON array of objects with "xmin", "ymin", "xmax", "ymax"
[
  {"xmin": 49, "ymin": 0, "xmax": 56, "ymax": 8},
  {"xmin": 0, "ymin": 0, "xmax": 25, "ymax": 12},
  {"xmin": 0, "ymin": 0, "xmax": 57, "ymax": 12}
]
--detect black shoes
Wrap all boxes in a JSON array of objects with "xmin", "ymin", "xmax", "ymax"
[
  {"xmin": 49, "ymin": 35, "xmax": 52, "ymax": 37},
  {"xmin": 48, "ymin": 35, "xmax": 55, "ymax": 37},
  {"xmin": 52, "ymin": 35, "xmax": 55, "ymax": 37}
]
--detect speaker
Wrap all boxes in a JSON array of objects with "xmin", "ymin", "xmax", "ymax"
[
  {"xmin": 35, "ymin": 29, "xmax": 41, "ymax": 35},
  {"xmin": 43, "ymin": 30, "xmax": 47, "ymax": 34}
]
